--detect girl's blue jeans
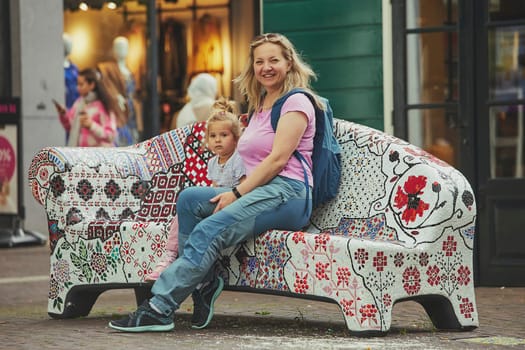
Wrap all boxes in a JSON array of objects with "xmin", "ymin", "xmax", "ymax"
[{"xmin": 150, "ymin": 176, "xmax": 311, "ymax": 316}]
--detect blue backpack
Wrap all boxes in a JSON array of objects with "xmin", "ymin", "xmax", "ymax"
[{"xmin": 270, "ymin": 88, "xmax": 342, "ymax": 209}]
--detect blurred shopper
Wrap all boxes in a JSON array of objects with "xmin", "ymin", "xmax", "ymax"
[{"xmin": 54, "ymin": 68, "xmax": 118, "ymax": 147}]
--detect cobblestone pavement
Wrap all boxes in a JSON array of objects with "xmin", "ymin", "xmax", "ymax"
[{"xmin": 1, "ymin": 245, "xmax": 524, "ymax": 350}]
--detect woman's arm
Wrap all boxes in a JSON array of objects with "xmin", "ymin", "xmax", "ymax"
[{"xmin": 211, "ymin": 111, "xmax": 308, "ymax": 212}]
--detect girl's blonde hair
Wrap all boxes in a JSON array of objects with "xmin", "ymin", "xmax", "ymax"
[
  {"xmin": 205, "ymin": 97, "xmax": 242, "ymax": 142},
  {"xmin": 233, "ymin": 33, "xmax": 322, "ymax": 113}
]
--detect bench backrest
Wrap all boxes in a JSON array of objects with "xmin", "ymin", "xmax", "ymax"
[
  {"xmin": 308, "ymin": 119, "xmax": 476, "ymax": 247},
  {"xmin": 30, "ymin": 119, "xmax": 476, "ymax": 251}
]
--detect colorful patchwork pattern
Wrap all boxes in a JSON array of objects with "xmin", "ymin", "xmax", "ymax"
[{"xmin": 28, "ymin": 120, "xmax": 478, "ymax": 334}]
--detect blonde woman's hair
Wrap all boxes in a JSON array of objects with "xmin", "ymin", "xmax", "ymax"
[
  {"xmin": 233, "ymin": 33, "xmax": 322, "ymax": 113},
  {"xmin": 205, "ymin": 97, "xmax": 242, "ymax": 142}
]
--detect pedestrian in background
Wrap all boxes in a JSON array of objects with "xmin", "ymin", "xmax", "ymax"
[{"xmin": 54, "ymin": 68, "xmax": 118, "ymax": 147}]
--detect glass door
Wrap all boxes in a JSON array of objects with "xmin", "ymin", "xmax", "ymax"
[
  {"xmin": 487, "ymin": 12, "xmax": 525, "ymax": 178},
  {"xmin": 476, "ymin": 0, "xmax": 525, "ymax": 286},
  {"xmin": 393, "ymin": 0, "xmax": 474, "ymax": 180}
]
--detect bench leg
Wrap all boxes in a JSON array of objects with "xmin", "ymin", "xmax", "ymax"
[
  {"xmin": 48, "ymin": 288, "xmax": 102, "ymax": 319},
  {"xmin": 415, "ymin": 295, "xmax": 476, "ymax": 331}
]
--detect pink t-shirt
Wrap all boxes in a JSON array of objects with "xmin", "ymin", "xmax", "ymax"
[{"xmin": 237, "ymin": 93, "xmax": 315, "ymax": 186}]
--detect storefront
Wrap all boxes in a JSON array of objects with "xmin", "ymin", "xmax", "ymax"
[{"xmin": 62, "ymin": 0, "xmax": 258, "ymax": 139}]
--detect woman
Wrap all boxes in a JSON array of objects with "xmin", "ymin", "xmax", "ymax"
[
  {"xmin": 109, "ymin": 33, "xmax": 320, "ymax": 332},
  {"xmin": 55, "ymin": 68, "xmax": 118, "ymax": 147}
]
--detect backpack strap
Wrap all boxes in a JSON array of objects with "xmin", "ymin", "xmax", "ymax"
[{"xmin": 270, "ymin": 88, "xmax": 314, "ymax": 211}]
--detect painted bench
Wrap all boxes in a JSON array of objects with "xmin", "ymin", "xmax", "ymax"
[{"xmin": 28, "ymin": 119, "xmax": 479, "ymax": 335}]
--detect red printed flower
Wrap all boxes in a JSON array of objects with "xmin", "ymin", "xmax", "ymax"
[
  {"xmin": 336, "ymin": 267, "xmax": 351, "ymax": 287},
  {"xmin": 314, "ymin": 233, "xmax": 330, "ymax": 252},
  {"xmin": 419, "ymin": 252, "xmax": 430, "ymax": 266},
  {"xmin": 359, "ymin": 304, "xmax": 378, "ymax": 324},
  {"xmin": 457, "ymin": 265, "xmax": 471, "ymax": 286},
  {"xmin": 50, "ymin": 175, "xmax": 65, "ymax": 197},
  {"xmin": 394, "ymin": 175, "xmax": 430, "ymax": 224},
  {"xmin": 76, "ymin": 179, "xmax": 94, "ymax": 201},
  {"xmin": 340, "ymin": 298, "xmax": 355, "ymax": 316},
  {"xmin": 150, "ymin": 234, "xmax": 166, "ymax": 257},
  {"xmin": 394, "ymin": 252, "xmax": 404, "ymax": 267},
  {"xmin": 426, "ymin": 265, "xmax": 441, "ymax": 286},
  {"xmin": 104, "ymin": 179, "xmax": 122, "ymax": 201},
  {"xmin": 354, "ymin": 248, "xmax": 369, "ymax": 266},
  {"xmin": 460, "ymin": 297, "xmax": 474, "ymax": 318},
  {"xmin": 442, "ymin": 235, "xmax": 457, "ymax": 256},
  {"xmin": 292, "ymin": 231, "xmax": 305, "ymax": 244},
  {"xmin": 373, "ymin": 251, "xmax": 387, "ymax": 272},
  {"xmin": 402, "ymin": 266, "xmax": 421, "ymax": 295},
  {"xmin": 103, "ymin": 240, "xmax": 114, "ymax": 253},
  {"xmin": 38, "ymin": 167, "xmax": 49, "ymax": 181},
  {"xmin": 315, "ymin": 262, "xmax": 330, "ymax": 280},
  {"xmin": 294, "ymin": 272, "xmax": 309, "ymax": 294},
  {"xmin": 383, "ymin": 294, "xmax": 392, "ymax": 307}
]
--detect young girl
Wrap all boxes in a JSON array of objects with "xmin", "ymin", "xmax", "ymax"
[
  {"xmin": 145, "ymin": 97, "xmax": 246, "ymax": 281},
  {"xmin": 55, "ymin": 68, "xmax": 118, "ymax": 147}
]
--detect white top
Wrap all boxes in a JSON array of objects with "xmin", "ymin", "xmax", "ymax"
[{"xmin": 207, "ymin": 150, "xmax": 245, "ymax": 187}]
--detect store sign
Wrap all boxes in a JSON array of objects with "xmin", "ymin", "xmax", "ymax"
[{"xmin": 0, "ymin": 98, "xmax": 20, "ymax": 215}]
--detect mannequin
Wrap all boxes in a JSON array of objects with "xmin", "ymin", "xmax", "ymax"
[
  {"xmin": 113, "ymin": 36, "xmax": 132, "ymax": 82},
  {"xmin": 111, "ymin": 36, "xmax": 140, "ymax": 145},
  {"xmin": 63, "ymin": 33, "xmax": 79, "ymax": 109},
  {"xmin": 172, "ymin": 73, "xmax": 218, "ymax": 129}
]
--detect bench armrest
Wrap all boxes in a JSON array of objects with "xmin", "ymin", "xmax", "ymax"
[{"xmin": 28, "ymin": 123, "xmax": 212, "ymax": 244}]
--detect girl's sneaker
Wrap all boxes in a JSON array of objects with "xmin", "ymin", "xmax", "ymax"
[{"xmin": 145, "ymin": 251, "xmax": 177, "ymax": 281}]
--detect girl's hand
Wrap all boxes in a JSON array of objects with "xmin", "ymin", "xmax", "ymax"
[
  {"xmin": 210, "ymin": 191, "xmax": 237, "ymax": 213},
  {"xmin": 79, "ymin": 112, "xmax": 93, "ymax": 128},
  {"xmin": 53, "ymin": 99, "xmax": 66, "ymax": 115}
]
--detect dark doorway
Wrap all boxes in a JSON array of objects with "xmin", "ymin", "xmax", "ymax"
[{"xmin": 474, "ymin": 0, "xmax": 525, "ymax": 286}]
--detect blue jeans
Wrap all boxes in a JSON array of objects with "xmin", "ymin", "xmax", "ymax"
[{"xmin": 150, "ymin": 176, "xmax": 311, "ymax": 316}]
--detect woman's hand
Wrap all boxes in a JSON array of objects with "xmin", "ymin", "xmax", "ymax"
[{"xmin": 210, "ymin": 190, "xmax": 237, "ymax": 213}]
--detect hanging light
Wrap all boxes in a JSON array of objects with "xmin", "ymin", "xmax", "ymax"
[
  {"xmin": 78, "ymin": 1, "xmax": 89, "ymax": 11},
  {"xmin": 107, "ymin": 0, "xmax": 123, "ymax": 9}
]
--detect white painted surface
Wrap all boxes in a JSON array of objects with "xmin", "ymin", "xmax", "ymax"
[{"xmin": 11, "ymin": 0, "xmax": 65, "ymax": 233}]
